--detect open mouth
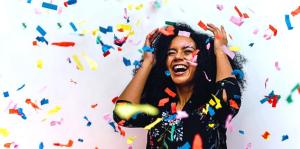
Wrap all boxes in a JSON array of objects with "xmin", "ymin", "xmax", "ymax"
[{"xmin": 172, "ymin": 64, "xmax": 188, "ymax": 75}]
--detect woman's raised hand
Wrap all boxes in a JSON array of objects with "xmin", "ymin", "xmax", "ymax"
[
  {"xmin": 207, "ymin": 23, "xmax": 228, "ymax": 55},
  {"xmin": 142, "ymin": 28, "xmax": 160, "ymax": 66}
]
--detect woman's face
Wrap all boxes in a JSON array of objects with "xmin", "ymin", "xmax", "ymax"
[{"xmin": 166, "ymin": 35, "xmax": 197, "ymax": 86}]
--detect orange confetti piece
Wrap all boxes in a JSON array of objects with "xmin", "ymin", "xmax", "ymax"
[
  {"xmin": 4, "ymin": 142, "xmax": 13, "ymax": 148},
  {"xmin": 164, "ymin": 87, "xmax": 176, "ymax": 98},
  {"xmin": 32, "ymin": 41, "xmax": 38, "ymax": 46},
  {"xmin": 269, "ymin": 25, "xmax": 277, "ymax": 36},
  {"xmin": 229, "ymin": 99, "xmax": 239, "ymax": 109},
  {"xmin": 53, "ymin": 140, "xmax": 73, "ymax": 147},
  {"xmin": 291, "ymin": 6, "xmax": 300, "ymax": 16},
  {"xmin": 158, "ymin": 98, "xmax": 169, "ymax": 107},
  {"xmin": 192, "ymin": 134, "xmax": 203, "ymax": 149},
  {"xmin": 159, "ymin": 26, "xmax": 175, "ymax": 36},
  {"xmin": 91, "ymin": 104, "xmax": 98, "ymax": 108},
  {"xmin": 112, "ymin": 96, "xmax": 119, "ymax": 104},
  {"xmin": 197, "ymin": 20, "xmax": 207, "ymax": 31}
]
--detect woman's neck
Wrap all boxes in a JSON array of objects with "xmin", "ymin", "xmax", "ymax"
[{"xmin": 176, "ymin": 84, "xmax": 194, "ymax": 110}]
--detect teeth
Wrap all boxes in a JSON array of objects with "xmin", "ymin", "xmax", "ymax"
[
  {"xmin": 173, "ymin": 64, "xmax": 188, "ymax": 72},
  {"xmin": 174, "ymin": 65, "xmax": 187, "ymax": 69}
]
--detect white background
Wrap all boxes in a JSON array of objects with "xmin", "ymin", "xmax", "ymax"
[{"xmin": 0, "ymin": 0, "xmax": 299, "ymax": 148}]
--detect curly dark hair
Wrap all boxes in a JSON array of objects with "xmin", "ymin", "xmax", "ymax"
[{"xmin": 134, "ymin": 22, "xmax": 246, "ymax": 106}]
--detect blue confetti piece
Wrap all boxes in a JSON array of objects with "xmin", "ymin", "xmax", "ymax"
[
  {"xmin": 40, "ymin": 98, "xmax": 49, "ymax": 106},
  {"xmin": 131, "ymin": 112, "xmax": 141, "ymax": 119},
  {"xmin": 208, "ymin": 106, "xmax": 215, "ymax": 116},
  {"xmin": 42, "ymin": 2, "xmax": 58, "ymax": 10},
  {"xmin": 123, "ymin": 57, "xmax": 131, "ymax": 66},
  {"xmin": 164, "ymin": 114, "xmax": 176, "ymax": 121},
  {"xmin": 178, "ymin": 142, "xmax": 191, "ymax": 149},
  {"xmin": 27, "ymin": 0, "xmax": 32, "ymax": 4},
  {"xmin": 17, "ymin": 108, "xmax": 27, "ymax": 120},
  {"xmin": 133, "ymin": 60, "xmax": 141, "ymax": 68},
  {"xmin": 36, "ymin": 36, "xmax": 49, "ymax": 45},
  {"xmin": 69, "ymin": 22, "xmax": 78, "ymax": 32},
  {"xmin": 260, "ymin": 97, "xmax": 270, "ymax": 104},
  {"xmin": 249, "ymin": 43, "xmax": 254, "ymax": 47},
  {"xmin": 205, "ymin": 37, "xmax": 211, "ymax": 44},
  {"xmin": 99, "ymin": 26, "xmax": 113, "ymax": 34},
  {"xmin": 165, "ymin": 70, "xmax": 170, "ymax": 76},
  {"xmin": 78, "ymin": 138, "xmax": 84, "ymax": 142},
  {"xmin": 108, "ymin": 122, "xmax": 118, "ymax": 132},
  {"xmin": 87, "ymin": 121, "xmax": 92, "ymax": 127},
  {"xmin": 285, "ymin": 15, "xmax": 293, "ymax": 30},
  {"xmin": 67, "ymin": 0, "xmax": 77, "ymax": 5},
  {"xmin": 142, "ymin": 45, "xmax": 154, "ymax": 52},
  {"xmin": 238, "ymin": 130, "xmax": 245, "ymax": 135},
  {"xmin": 3, "ymin": 91, "xmax": 9, "ymax": 97},
  {"xmin": 282, "ymin": 134, "xmax": 289, "ymax": 141},
  {"xmin": 17, "ymin": 84, "xmax": 25, "ymax": 91},
  {"xmin": 233, "ymin": 95, "xmax": 241, "ymax": 99},
  {"xmin": 102, "ymin": 44, "xmax": 114, "ymax": 53},
  {"xmin": 36, "ymin": 25, "xmax": 47, "ymax": 36},
  {"xmin": 39, "ymin": 142, "xmax": 44, "ymax": 149},
  {"xmin": 231, "ymin": 69, "xmax": 244, "ymax": 79}
]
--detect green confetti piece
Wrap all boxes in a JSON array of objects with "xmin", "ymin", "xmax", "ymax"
[
  {"xmin": 57, "ymin": 22, "xmax": 62, "ymax": 28},
  {"xmin": 165, "ymin": 21, "xmax": 176, "ymax": 26},
  {"xmin": 22, "ymin": 23, "xmax": 27, "ymax": 29},
  {"xmin": 286, "ymin": 94, "xmax": 293, "ymax": 103},
  {"xmin": 291, "ymin": 83, "xmax": 300, "ymax": 92}
]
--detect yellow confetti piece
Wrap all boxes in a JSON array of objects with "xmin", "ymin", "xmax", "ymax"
[
  {"xmin": 229, "ymin": 46, "xmax": 240, "ymax": 51},
  {"xmin": 92, "ymin": 29, "xmax": 99, "ymax": 36},
  {"xmin": 0, "ymin": 128, "xmax": 10, "ymax": 137},
  {"xmin": 144, "ymin": 118, "xmax": 162, "ymax": 130},
  {"xmin": 208, "ymin": 123, "xmax": 215, "ymax": 128},
  {"xmin": 135, "ymin": 4, "xmax": 144, "ymax": 10},
  {"xmin": 37, "ymin": 59, "xmax": 43, "ymax": 69},
  {"xmin": 211, "ymin": 94, "xmax": 222, "ymax": 109},
  {"xmin": 209, "ymin": 99, "xmax": 216, "ymax": 106},
  {"xmin": 81, "ymin": 52, "xmax": 97, "ymax": 70},
  {"xmin": 135, "ymin": 20, "xmax": 141, "ymax": 26},
  {"xmin": 72, "ymin": 54, "xmax": 84, "ymax": 71},
  {"xmin": 47, "ymin": 106, "xmax": 61, "ymax": 116},
  {"xmin": 116, "ymin": 24, "xmax": 132, "ymax": 31},
  {"xmin": 202, "ymin": 104, "xmax": 209, "ymax": 114},
  {"xmin": 127, "ymin": 4, "xmax": 133, "ymax": 10},
  {"xmin": 80, "ymin": 29, "xmax": 89, "ymax": 35},
  {"xmin": 127, "ymin": 136, "xmax": 137, "ymax": 144},
  {"xmin": 114, "ymin": 103, "xmax": 159, "ymax": 120}
]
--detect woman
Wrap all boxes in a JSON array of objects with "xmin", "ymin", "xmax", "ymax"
[{"xmin": 113, "ymin": 22, "xmax": 246, "ymax": 148}]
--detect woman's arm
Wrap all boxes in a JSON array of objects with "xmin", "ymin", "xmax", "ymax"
[{"xmin": 207, "ymin": 24, "xmax": 236, "ymax": 82}]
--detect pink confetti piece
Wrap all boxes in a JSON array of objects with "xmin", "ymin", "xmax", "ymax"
[
  {"xmin": 230, "ymin": 16, "xmax": 244, "ymax": 26},
  {"xmin": 253, "ymin": 29, "xmax": 259, "ymax": 35},
  {"xmin": 275, "ymin": 61, "xmax": 280, "ymax": 71},
  {"xmin": 265, "ymin": 78, "xmax": 269, "ymax": 89},
  {"xmin": 176, "ymin": 111, "xmax": 189, "ymax": 119},
  {"xmin": 178, "ymin": 30, "xmax": 190, "ymax": 37},
  {"xmin": 222, "ymin": 45, "xmax": 235, "ymax": 59},
  {"xmin": 245, "ymin": 142, "xmax": 252, "ymax": 149},
  {"xmin": 225, "ymin": 114, "xmax": 234, "ymax": 133},
  {"xmin": 206, "ymin": 43, "xmax": 211, "ymax": 50},
  {"xmin": 203, "ymin": 71, "xmax": 212, "ymax": 82},
  {"xmin": 103, "ymin": 113, "xmax": 113, "ymax": 122}
]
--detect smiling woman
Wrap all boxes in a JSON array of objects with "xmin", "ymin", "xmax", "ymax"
[{"xmin": 113, "ymin": 22, "xmax": 246, "ymax": 148}]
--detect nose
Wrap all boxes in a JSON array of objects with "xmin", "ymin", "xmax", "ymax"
[{"xmin": 174, "ymin": 51, "xmax": 184, "ymax": 60}]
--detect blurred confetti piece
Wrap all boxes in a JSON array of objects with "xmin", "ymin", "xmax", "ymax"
[
  {"xmin": 232, "ymin": 69, "xmax": 244, "ymax": 79},
  {"xmin": 197, "ymin": 20, "xmax": 207, "ymax": 31},
  {"xmin": 47, "ymin": 106, "xmax": 61, "ymax": 115},
  {"xmin": 291, "ymin": 6, "xmax": 300, "ymax": 16},
  {"xmin": 230, "ymin": 16, "xmax": 244, "ymax": 26},
  {"xmin": 229, "ymin": 99, "xmax": 239, "ymax": 109},
  {"xmin": 42, "ymin": 2, "xmax": 58, "ymax": 10},
  {"xmin": 203, "ymin": 71, "xmax": 211, "ymax": 82},
  {"xmin": 127, "ymin": 136, "xmax": 136, "ymax": 144},
  {"xmin": 0, "ymin": 128, "xmax": 10, "ymax": 137},
  {"xmin": 36, "ymin": 25, "xmax": 47, "ymax": 36},
  {"xmin": 249, "ymin": 43, "xmax": 254, "ymax": 47},
  {"xmin": 123, "ymin": 57, "xmax": 131, "ymax": 66},
  {"xmin": 115, "ymin": 103, "xmax": 159, "ymax": 120},
  {"xmin": 51, "ymin": 42, "xmax": 75, "ymax": 47},
  {"xmin": 225, "ymin": 114, "xmax": 234, "ymax": 132},
  {"xmin": 3, "ymin": 91, "xmax": 9, "ymax": 97},
  {"xmin": 26, "ymin": 98, "xmax": 41, "ymax": 110},
  {"xmin": 53, "ymin": 140, "xmax": 73, "ymax": 147},
  {"xmin": 265, "ymin": 78, "xmax": 269, "ymax": 89},
  {"xmin": 238, "ymin": 130, "xmax": 245, "ymax": 135},
  {"xmin": 69, "ymin": 22, "xmax": 78, "ymax": 32},
  {"xmin": 262, "ymin": 131, "xmax": 270, "ymax": 140},
  {"xmin": 158, "ymin": 98, "xmax": 169, "ymax": 107},
  {"xmin": 159, "ymin": 26, "xmax": 175, "ymax": 36},
  {"xmin": 222, "ymin": 45, "xmax": 235, "ymax": 59},
  {"xmin": 78, "ymin": 138, "xmax": 84, "ymax": 142},
  {"xmin": 229, "ymin": 46, "xmax": 240, "ymax": 51},
  {"xmin": 72, "ymin": 54, "xmax": 84, "ymax": 71},
  {"xmin": 144, "ymin": 118, "xmax": 162, "ymax": 130},
  {"xmin": 37, "ymin": 59, "xmax": 44, "ymax": 69},
  {"xmin": 234, "ymin": 6, "xmax": 243, "ymax": 17},
  {"xmin": 275, "ymin": 61, "xmax": 280, "ymax": 71},
  {"xmin": 40, "ymin": 98, "xmax": 49, "ymax": 106},
  {"xmin": 216, "ymin": 4, "xmax": 224, "ymax": 11},
  {"xmin": 165, "ymin": 70, "xmax": 170, "ymax": 76},
  {"xmin": 282, "ymin": 134, "xmax": 289, "ymax": 141},
  {"xmin": 245, "ymin": 143, "xmax": 252, "ymax": 149},
  {"xmin": 99, "ymin": 26, "xmax": 113, "ymax": 34},
  {"xmin": 176, "ymin": 111, "xmax": 189, "ymax": 119},
  {"xmin": 192, "ymin": 134, "xmax": 203, "ymax": 149},
  {"xmin": 178, "ymin": 142, "xmax": 190, "ymax": 149},
  {"xmin": 285, "ymin": 14, "xmax": 293, "ymax": 30},
  {"xmin": 39, "ymin": 142, "xmax": 44, "ymax": 149},
  {"xmin": 178, "ymin": 30, "xmax": 190, "ymax": 37},
  {"xmin": 91, "ymin": 103, "xmax": 98, "ymax": 108},
  {"xmin": 64, "ymin": 0, "xmax": 77, "ymax": 7},
  {"xmin": 116, "ymin": 24, "xmax": 132, "ymax": 31},
  {"xmin": 81, "ymin": 52, "xmax": 97, "ymax": 70},
  {"xmin": 84, "ymin": 116, "xmax": 92, "ymax": 127},
  {"xmin": 17, "ymin": 84, "xmax": 25, "ymax": 91},
  {"xmin": 164, "ymin": 87, "xmax": 176, "ymax": 98}
]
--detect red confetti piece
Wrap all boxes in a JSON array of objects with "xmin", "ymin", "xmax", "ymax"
[
  {"xmin": 243, "ymin": 13, "xmax": 250, "ymax": 18},
  {"xmin": 234, "ymin": 6, "xmax": 243, "ymax": 18},
  {"xmin": 164, "ymin": 87, "xmax": 176, "ymax": 98},
  {"xmin": 32, "ymin": 41, "xmax": 38, "ymax": 46},
  {"xmin": 171, "ymin": 102, "xmax": 176, "ymax": 113},
  {"xmin": 298, "ymin": 86, "xmax": 300, "ymax": 94},
  {"xmin": 51, "ymin": 42, "xmax": 75, "ymax": 47},
  {"xmin": 118, "ymin": 120, "xmax": 126, "ymax": 126},
  {"xmin": 25, "ymin": 98, "xmax": 41, "ymax": 110},
  {"xmin": 53, "ymin": 140, "xmax": 73, "ymax": 147},
  {"xmin": 269, "ymin": 25, "xmax": 277, "ymax": 36},
  {"xmin": 159, "ymin": 26, "xmax": 175, "ymax": 36},
  {"xmin": 229, "ymin": 99, "xmax": 239, "ymax": 109},
  {"xmin": 192, "ymin": 134, "xmax": 203, "ymax": 149},
  {"xmin": 197, "ymin": 20, "xmax": 207, "ymax": 31},
  {"xmin": 262, "ymin": 131, "xmax": 270, "ymax": 140},
  {"xmin": 158, "ymin": 98, "xmax": 169, "ymax": 107},
  {"xmin": 111, "ymin": 96, "xmax": 119, "ymax": 104},
  {"xmin": 91, "ymin": 104, "xmax": 98, "ymax": 108},
  {"xmin": 117, "ymin": 47, "xmax": 122, "ymax": 51},
  {"xmin": 117, "ymin": 125, "xmax": 126, "ymax": 136},
  {"xmin": 103, "ymin": 51, "xmax": 110, "ymax": 57}
]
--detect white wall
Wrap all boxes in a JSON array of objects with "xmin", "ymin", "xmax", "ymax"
[{"xmin": 0, "ymin": 0, "xmax": 299, "ymax": 148}]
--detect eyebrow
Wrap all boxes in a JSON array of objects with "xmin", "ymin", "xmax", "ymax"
[{"xmin": 168, "ymin": 45, "xmax": 196, "ymax": 51}]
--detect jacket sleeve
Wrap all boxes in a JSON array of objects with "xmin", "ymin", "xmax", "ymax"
[
  {"xmin": 210, "ymin": 77, "xmax": 241, "ymax": 124},
  {"xmin": 112, "ymin": 100, "xmax": 157, "ymax": 128}
]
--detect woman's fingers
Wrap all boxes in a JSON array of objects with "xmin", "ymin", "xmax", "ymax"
[{"xmin": 145, "ymin": 28, "xmax": 159, "ymax": 46}]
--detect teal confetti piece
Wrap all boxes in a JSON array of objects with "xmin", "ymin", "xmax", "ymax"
[
  {"xmin": 165, "ymin": 21, "xmax": 176, "ymax": 26},
  {"xmin": 42, "ymin": 2, "xmax": 58, "ymax": 10},
  {"xmin": 69, "ymin": 22, "xmax": 78, "ymax": 32}
]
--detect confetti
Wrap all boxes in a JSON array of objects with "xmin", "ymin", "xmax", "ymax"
[
  {"xmin": 171, "ymin": 102, "xmax": 176, "ymax": 113},
  {"xmin": 275, "ymin": 61, "xmax": 281, "ymax": 71},
  {"xmin": 127, "ymin": 136, "xmax": 136, "ymax": 144},
  {"xmin": 238, "ymin": 130, "xmax": 245, "ymax": 135},
  {"xmin": 26, "ymin": 98, "xmax": 41, "ymax": 110},
  {"xmin": 192, "ymin": 134, "xmax": 203, "ymax": 149},
  {"xmin": 53, "ymin": 140, "xmax": 73, "ymax": 147},
  {"xmin": 281, "ymin": 134, "xmax": 289, "ymax": 141},
  {"xmin": 0, "ymin": 128, "xmax": 10, "ymax": 137},
  {"xmin": 39, "ymin": 142, "xmax": 44, "ymax": 149},
  {"xmin": 222, "ymin": 45, "xmax": 235, "ymax": 59},
  {"xmin": 42, "ymin": 2, "xmax": 58, "ymax": 10},
  {"xmin": 78, "ymin": 138, "xmax": 84, "ymax": 142},
  {"xmin": 230, "ymin": 16, "xmax": 244, "ymax": 26},
  {"xmin": 84, "ymin": 116, "xmax": 92, "ymax": 127},
  {"xmin": 17, "ymin": 84, "xmax": 25, "ymax": 91},
  {"xmin": 178, "ymin": 142, "xmax": 190, "ymax": 149},
  {"xmin": 225, "ymin": 114, "xmax": 234, "ymax": 132},
  {"xmin": 216, "ymin": 4, "xmax": 224, "ymax": 11},
  {"xmin": 164, "ymin": 87, "xmax": 176, "ymax": 98},
  {"xmin": 158, "ymin": 98, "xmax": 169, "ymax": 107},
  {"xmin": 114, "ymin": 103, "xmax": 159, "ymax": 120},
  {"xmin": 69, "ymin": 22, "xmax": 78, "ymax": 32},
  {"xmin": 37, "ymin": 59, "xmax": 44, "ymax": 69},
  {"xmin": 203, "ymin": 71, "xmax": 212, "ymax": 82},
  {"xmin": 231, "ymin": 69, "xmax": 244, "ymax": 79},
  {"xmin": 229, "ymin": 99, "xmax": 239, "ymax": 109},
  {"xmin": 159, "ymin": 26, "xmax": 175, "ymax": 36},
  {"xmin": 142, "ymin": 45, "xmax": 154, "ymax": 53},
  {"xmin": 269, "ymin": 25, "xmax": 277, "ymax": 36},
  {"xmin": 197, "ymin": 20, "xmax": 207, "ymax": 31},
  {"xmin": 144, "ymin": 118, "xmax": 162, "ymax": 130},
  {"xmin": 262, "ymin": 131, "xmax": 270, "ymax": 140},
  {"xmin": 123, "ymin": 57, "xmax": 131, "ymax": 66},
  {"xmin": 176, "ymin": 111, "xmax": 189, "ymax": 119},
  {"xmin": 249, "ymin": 43, "xmax": 254, "ymax": 47},
  {"xmin": 234, "ymin": 6, "xmax": 243, "ymax": 17},
  {"xmin": 51, "ymin": 42, "xmax": 75, "ymax": 47},
  {"xmin": 178, "ymin": 30, "xmax": 190, "ymax": 37},
  {"xmin": 72, "ymin": 54, "xmax": 84, "ymax": 71},
  {"xmin": 47, "ymin": 106, "xmax": 61, "ymax": 116},
  {"xmin": 291, "ymin": 6, "xmax": 300, "ymax": 16},
  {"xmin": 81, "ymin": 52, "xmax": 97, "ymax": 70},
  {"xmin": 164, "ymin": 70, "xmax": 170, "ymax": 76},
  {"xmin": 99, "ymin": 26, "xmax": 113, "ymax": 34},
  {"xmin": 285, "ymin": 14, "xmax": 293, "ymax": 30},
  {"xmin": 64, "ymin": 0, "xmax": 77, "ymax": 7},
  {"xmin": 36, "ymin": 25, "xmax": 47, "ymax": 36},
  {"xmin": 165, "ymin": 21, "xmax": 176, "ymax": 26},
  {"xmin": 3, "ymin": 91, "xmax": 9, "ymax": 97}
]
